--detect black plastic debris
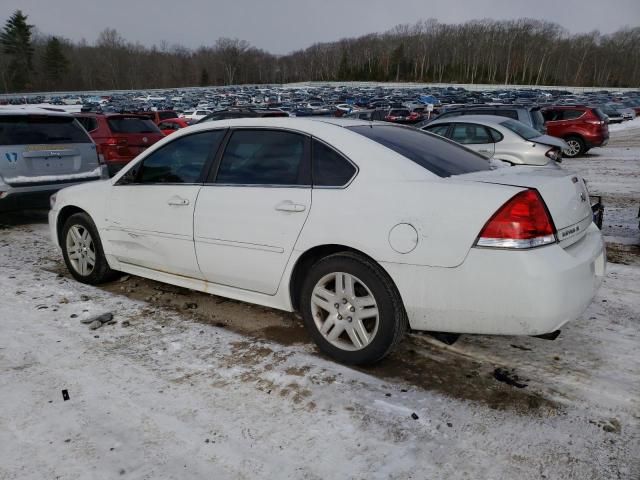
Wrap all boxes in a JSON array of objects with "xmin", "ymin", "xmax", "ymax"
[
  {"xmin": 62, "ymin": 389, "xmax": 70, "ymax": 401},
  {"xmin": 493, "ymin": 368, "xmax": 528, "ymax": 388},
  {"xmin": 411, "ymin": 413, "xmax": 419, "ymax": 420}
]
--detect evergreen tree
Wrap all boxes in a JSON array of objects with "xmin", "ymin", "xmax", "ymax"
[
  {"xmin": 0, "ymin": 10, "xmax": 34, "ymax": 91},
  {"xmin": 43, "ymin": 37, "xmax": 69, "ymax": 88}
]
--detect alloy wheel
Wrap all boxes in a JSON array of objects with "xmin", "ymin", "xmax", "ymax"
[
  {"xmin": 310, "ymin": 272, "xmax": 379, "ymax": 351},
  {"xmin": 65, "ymin": 224, "xmax": 96, "ymax": 276}
]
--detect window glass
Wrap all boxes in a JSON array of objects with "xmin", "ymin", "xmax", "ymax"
[
  {"xmin": 450, "ymin": 124, "xmax": 492, "ymax": 144},
  {"xmin": 158, "ymin": 111, "xmax": 177, "ymax": 121},
  {"xmin": 347, "ymin": 125, "xmax": 490, "ymax": 177},
  {"xmin": 563, "ymin": 109, "xmax": 585, "ymax": 120},
  {"xmin": 487, "ymin": 127, "xmax": 504, "ymax": 142},
  {"xmin": 137, "ymin": 130, "xmax": 224, "ymax": 184},
  {"xmin": 107, "ymin": 116, "xmax": 160, "ymax": 134},
  {"xmin": 493, "ymin": 110, "xmax": 519, "ymax": 120},
  {"xmin": 500, "ymin": 119, "xmax": 541, "ymax": 140},
  {"xmin": 0, "ymin": 115, "xmax": 92, "ymax": 145},
  {"xmin": 424, "ymin": 124, "xmax": 449, "ymax": 137},
  {"xmin": 76, "ymin": 116, "xmax": 98, "ymax": 132},
  {"xmin": 312, "ymin": 140, "xmax": 356, "ymax": 187},
  {"xmin": 216, "ymin": 129, "xmax": 306, "ymax": 185}
]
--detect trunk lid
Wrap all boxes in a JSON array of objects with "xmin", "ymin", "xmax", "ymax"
[
  {"xmin": 460, "ymin": 167, "xmax": 593, "ymax": 245},
  {"xmin": 106, "ymin": 115, "xmax": 164, "ymax": 156}
]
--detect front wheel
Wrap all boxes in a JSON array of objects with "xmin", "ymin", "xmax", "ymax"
[
  {"xmin": 300, "ymin": 252, "xmax": 407, "ymax": 365},
  {"xmin": 61, "ymin": 212, "xmax": 117, "ymax": 284}
]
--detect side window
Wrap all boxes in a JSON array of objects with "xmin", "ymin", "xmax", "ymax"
[
  {"xmin": 77, "ymin": 116, "xmax": 98, "ymax": 132},
  {"xmin": 158, "ymin": 121, "xmax": 173, "ymax": 130},
  {"xmin": 424, "ymin": 124, "xmax": 450, "ymax": 137},
  {"xmin": 495, "ymin": 110, "xmax": 519, "ymax": 120},
  {"xmin": 487, "ymin": 127, "xmax": 504, "ymax": 142},
  {"xmin": 543, "ymin": 110, "xmax": 560, "ymax": 121},
  {"xmin": 137, "ymin": 130, "xmax": 224, "ymax": 184},
  {"xmin": 450, "ymin": 124, "xmax": 493, "ymax": 144},
  {"xmin": 563, "ymin": 109, "xmax": 585, "ymax": 120},
  {"xmin": 216, "ymin": 129, "xmax": 308, "ymax": 186},
  {"xmin": 312, "ymin": 140, "xmax": 356, "ymax": 187}
]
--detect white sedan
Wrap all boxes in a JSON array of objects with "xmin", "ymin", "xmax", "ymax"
[{"xmin": 49, "ymin": 118, "xmax": 606, "ymax": 365}]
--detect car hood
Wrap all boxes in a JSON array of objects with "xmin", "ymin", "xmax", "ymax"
[{"xmin": 530, "ymin": 135, "xmax": 568, "ymax": 150}]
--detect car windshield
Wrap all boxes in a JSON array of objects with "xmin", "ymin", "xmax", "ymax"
[
  {"xmin": 347, "ymin": 125, "xmax": 491, "ymax": 177},
  {"xmin": 107, "ymin": 117, "xmax": 160, "ymax": 134},
  {"xmin": 0, "ymin": 115, "xmax": 92, "ymax": 145},
  {"xmin": 500, "ymin": 119, "xmax": 540, "ymax": 140}
]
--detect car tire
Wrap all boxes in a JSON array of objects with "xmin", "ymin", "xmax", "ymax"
[
  {"xmin": 563, "ymin": 136, "xmax": 585, "ymax": 158},
  {"xmin": 300, "ymin": 251, "xmax": 407, "ymax": 365},
  {"xmin": 61, "ymin": 212, "xmax": 118, "ymax": 284}
]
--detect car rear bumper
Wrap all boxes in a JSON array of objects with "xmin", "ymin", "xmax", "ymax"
[
  {"xmin": 0, "ymin": 176, "xmax": 102, "ymax": 212},
  {"xmin": 383, "ymin": 222, "xmax": 606, "ymax": 335}
]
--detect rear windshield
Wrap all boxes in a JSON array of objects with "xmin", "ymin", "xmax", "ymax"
[
  {"xmin": 107, "ymin": 117, "xmax": 161, "ymax": 134},
  {"xmin": 531, "ymin": 109, "xmax": 546, "ymax": 132},
  {"xmin": 500, "ymin": 119, "xmax": 541, "ymax": 140},
  {"xmin": 158, "ymin": 111, "xmax": 178, "ymax": 121},
  {"xmin": 0, "ymin": 115, "xmax": 92, "ymax": 145},
  {"xmin": 347, "ymin": 125, "xmax": 491, "ymax": 177}
]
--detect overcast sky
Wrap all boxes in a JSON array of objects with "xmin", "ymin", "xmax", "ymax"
[{"xmin": 2, "ymin": 0, "xmax": 638, "ymax": 54}]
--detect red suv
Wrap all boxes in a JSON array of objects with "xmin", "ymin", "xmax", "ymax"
[
  {"xmin": 541, "ymin": 106, "xmax": 609, "ymax": 158},
  {"xmin": 75, "ymin": 113, "xmax": 164, "ymax": 175}
]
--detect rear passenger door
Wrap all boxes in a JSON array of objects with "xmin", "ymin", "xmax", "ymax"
[
  {"xmin": 193, "ymin": 129, "xmax": 311, "ymax": 295},
  {"xmin": 448, "ymin": 123, "xmax": 495, "ymax": 158}
]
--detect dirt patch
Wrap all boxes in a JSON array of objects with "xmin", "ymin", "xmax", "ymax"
[
  {"xmin": 359, "ymin": 335, "xmax": 558, "ymax": 414},
  {"xmin": 607, "ymin": 242, "xmax": 640, "ymax": 266}
]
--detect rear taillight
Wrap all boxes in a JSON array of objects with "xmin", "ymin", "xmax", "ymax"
[
  {"xmin": 106, "ymin": 137, "xmax": 127, "ymax": 146},
  {"xmin": 476, "ymin": 189, "xmax": 556, "ymax": 249},
  {"xmin": 585, "ymin": 119, "xmax": 604, "ymax": 125},
  {"xmin": 545, "ymin": 148, "xmax": 562, "ymax": 163}
]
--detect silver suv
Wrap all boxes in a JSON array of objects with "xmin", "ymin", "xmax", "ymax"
[{"xmin": 0, "ymin": 109, "xmax": 106, "ymax": 212}]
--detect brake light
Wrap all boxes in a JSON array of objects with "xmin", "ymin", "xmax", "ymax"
[
  {"xmin": 106, "ymin": 137, "xmax": 127, "ymax": 146},
  {"xmin": 585, "ymin": 119, "xmax": 604, "ymax": 125},
  {"xmin": 476, "ymin": 189, "xmax": 556, "ymax": 249}
]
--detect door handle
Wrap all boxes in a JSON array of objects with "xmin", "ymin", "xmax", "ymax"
[
  {"xmin": 275, "ymin": 200, "xmax": 306, "ymax": 212},
  {"xmin": 167, "ymin": 196, "xmax": 190, "ymax": 206}
]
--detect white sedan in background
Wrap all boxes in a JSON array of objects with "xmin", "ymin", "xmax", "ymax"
[
  {"xmin": 49, "ymin": 118, "xmax": 605, "ymax": 365},
  {"xmin": 422, "ymin": 115, "xmax": 568, "ymax": 166}
]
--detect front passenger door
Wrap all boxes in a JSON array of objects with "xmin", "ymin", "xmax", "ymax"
[{"xmin": 103, "ymin": 130, "xmax": 225, "ymax": 278}]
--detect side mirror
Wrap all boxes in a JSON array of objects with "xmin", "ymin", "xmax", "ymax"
[{"xmin": 116, "ymin": 167, "xmax": 139, "ymax": 185}]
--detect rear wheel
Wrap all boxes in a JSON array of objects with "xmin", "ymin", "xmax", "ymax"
[
  {"xmin": 563, "ymin": 136, "xmax": 585, "ymax": 158},
  {"xmin": 300, "ymin": 252, "xmax": 407, "ymax": 365},
  {"xmin": 61, "ymin": 212, "xmax": 117, "ymax": 284}
]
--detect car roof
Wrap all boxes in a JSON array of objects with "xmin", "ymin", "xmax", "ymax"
[
  {"xmin": 427, "ymin": 114, "xmax": 512, "ymax": 126},
  {"xmin": 0, "ymin": 107, "xmax": 73, "ymax": 117},
  {"xmin": 168, "ymin": 116, "xmax": 384, "ymax": 138}
]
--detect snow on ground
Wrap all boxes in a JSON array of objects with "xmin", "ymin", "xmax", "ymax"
[
  {"xmin": 608, "ymin": 117, "xmax": 640, "ymax": 133},
  {"xmin": 0, "ymin": 123, "xmax": 639, "ymax": 480}
]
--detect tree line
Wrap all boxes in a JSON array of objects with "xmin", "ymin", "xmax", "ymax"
[{"xmin": 1, "ymin": 10, "xmax": 639, "ymax": 93}]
